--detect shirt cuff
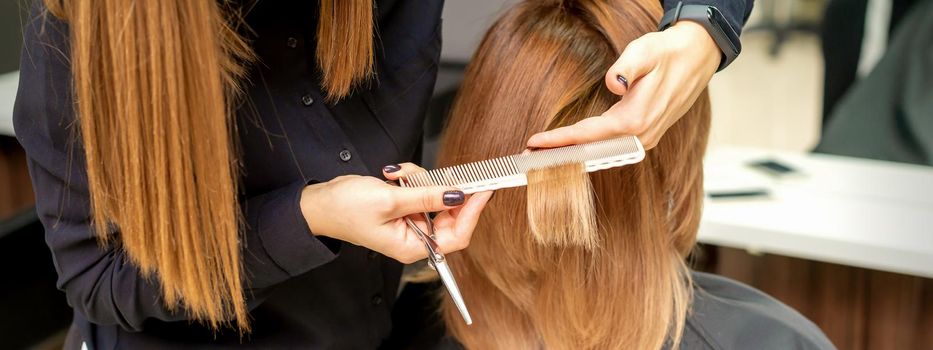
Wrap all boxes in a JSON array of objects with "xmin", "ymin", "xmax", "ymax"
[{"xmin": 254, "ymin": 180, "xmax": 341, "ymax": 277}]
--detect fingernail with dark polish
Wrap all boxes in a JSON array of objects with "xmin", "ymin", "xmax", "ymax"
[
  {"xmin": 383, "ymin": 164, "xmax": 401, "ymax": 173},
  {"xmin": 443, "ymin": 190, "xmax": 465, "ymax": 206},
  {"xmin": 616, "ymin": 75, "xmax": 629, "ymax": 89}
]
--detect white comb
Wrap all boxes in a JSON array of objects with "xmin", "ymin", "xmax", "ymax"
[{"xmin": 404, "ymin": 136, "xmax": 645, "ymax": 194}]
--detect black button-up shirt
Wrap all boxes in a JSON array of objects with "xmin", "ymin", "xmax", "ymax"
[{"xmin": 14, "ymin": 0, "xmax": 442, "ymax": 348}]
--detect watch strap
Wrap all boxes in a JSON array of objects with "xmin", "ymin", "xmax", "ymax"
[{"xmin": 658, "ymin": 2, "xmax": 741, "ymax": 71}]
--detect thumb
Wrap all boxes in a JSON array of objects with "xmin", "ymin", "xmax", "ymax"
[
  {"xmin": 605, "ymin": 39, "xmax": 655, "ymax": 96},
  {"xmin": 390, "ymin": 186, "xmax": 465, "ymax": 216}
]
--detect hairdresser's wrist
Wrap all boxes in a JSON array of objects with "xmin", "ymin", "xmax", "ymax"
[
  {"xmin": 300, "ymin": 181, "xmax": 338, "ymax": 239},
  {"xmin": 663, "ymin": 21, "xmax": 720, "ymax": 76}
]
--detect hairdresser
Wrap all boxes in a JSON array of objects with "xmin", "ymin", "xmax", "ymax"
[
  {"xmin": 12, "ymin": 1, "xmax": 751, "ymax": 349},
  {"xmin": 529, "ymin": 0, "xmax": 753, "ymax": 150}
]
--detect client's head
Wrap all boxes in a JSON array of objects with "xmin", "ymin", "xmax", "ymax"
[{"xmin": 437, "ymin": 0, "xmax": 711, "ymax": 348}]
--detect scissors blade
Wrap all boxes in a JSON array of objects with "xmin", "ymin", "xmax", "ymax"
[
  {"xmin": 397, "ymin": 180, "xmax": 473, "ymax": 325},
  {"xmin": 433, "ymin": 259, "xmax": 472, "ymax": 325}
]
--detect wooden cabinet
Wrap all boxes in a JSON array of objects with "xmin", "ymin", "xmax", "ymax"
[{"xmin": 0, "ymin": 136, "xmax": 33, "ymax": 220}]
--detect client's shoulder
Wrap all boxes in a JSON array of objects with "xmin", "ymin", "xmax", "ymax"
[{"xmin": 680, "ymin": 271, "xmax": 836, "ymax": 350}]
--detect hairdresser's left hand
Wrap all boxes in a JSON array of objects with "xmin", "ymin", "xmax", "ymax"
[{"xmin": 527, "ymin": 22, "xmax": 719, "ymax": 150}]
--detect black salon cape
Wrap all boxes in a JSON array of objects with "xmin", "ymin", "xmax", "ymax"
[
  {"xmin": 14, "ymin": 0, "xmax": 753, "ymax": 348},
  {"xmin": 676, "ymin": 272, "xmax": 834, "ymax": 349},
  {"xmin": 435, "ymin": 272, "xmax": 835, "ymax": 350}
]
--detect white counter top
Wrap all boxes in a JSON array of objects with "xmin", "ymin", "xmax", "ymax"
[
  {"xmin": 0, "ymin": 71, "xmax": 17, "ymax": 137},
  {"xmin": 699, "ymin": 146, "xmax": 933, "ymax": 278}
]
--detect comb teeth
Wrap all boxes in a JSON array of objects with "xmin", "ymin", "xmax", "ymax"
[
  {"xmin": 403, "ymin": 136, "xmax": 644, "ymax": 194},
  {"xmin": 406, "ymin": 155, "xmax": 519, "ymax": 189}
]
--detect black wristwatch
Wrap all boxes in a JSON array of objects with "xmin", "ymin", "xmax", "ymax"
[{"xmin": 658, "ymin": 2, "xmax": 741, "ymax": 72}]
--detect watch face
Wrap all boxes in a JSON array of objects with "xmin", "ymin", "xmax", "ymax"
[{"xmin": 707, "ymin": 7, "xmax": 740, "ymax": 54}]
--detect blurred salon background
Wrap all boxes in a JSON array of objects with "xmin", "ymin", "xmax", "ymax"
[{"xmin": 1, "ymin": 0, "xmax": 931, "ymax": 348}]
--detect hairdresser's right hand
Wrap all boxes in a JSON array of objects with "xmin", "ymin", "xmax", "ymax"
[{"xmin": 299, "ymin": 165, "xmax": 492, "ymax": 263}]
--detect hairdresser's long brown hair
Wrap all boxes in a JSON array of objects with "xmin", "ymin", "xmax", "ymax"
[
  {"xmin": 437, "ymin": 0, "xmax": 711, "ymax": 348},
  {"xmin": 44, "ymin": 0, "xmax": 374, "ymax": 331}
]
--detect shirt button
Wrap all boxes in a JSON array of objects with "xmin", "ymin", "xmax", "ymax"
[
  {"xmin": 339, "ymin": 149, "xmax": 352, "ymax": 162},
  {"xmin": 367, "ymin": 250, "xmax": 378, "ymax": 260},
  {"xmin": 371, "ymin": 294, "xmax": 383, "ymax": 306},
  {"xmin": 301, "ymin": 94, "xmax": 314, "ymax": 106},
  {"xmin": 286, "ymin": 37, "xmax": 298, "ymax": 48}
]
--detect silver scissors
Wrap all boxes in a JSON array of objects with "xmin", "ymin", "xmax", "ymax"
[{"xmin": 398, "ymin": 178, "xmax": 472, "ymax": 325}]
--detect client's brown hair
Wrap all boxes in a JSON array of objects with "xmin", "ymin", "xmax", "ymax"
[{"xmin": 437, "ymin": 0, "xmax": 711, "ymax": 348}]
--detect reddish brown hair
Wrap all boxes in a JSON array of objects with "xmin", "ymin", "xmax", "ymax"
[
  {"xmin": 437, "ymin": 0, "xmax": 711, "ymax": 348},
  {"xmin": 45, "ymin": 0, "xmax": 374, "ymax": 331}
]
